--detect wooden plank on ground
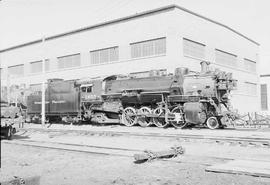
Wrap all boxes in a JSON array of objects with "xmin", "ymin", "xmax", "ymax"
[{"xmin": 206, "ymin": 160, "xmax": 270, "ymax": 178}]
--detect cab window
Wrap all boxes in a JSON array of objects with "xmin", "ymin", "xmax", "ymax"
[
  {"xmin": 86, "ymin": 86, "xmax": 92, "ymax": 93},
  {"xmin": 81, "ymin": 87, "xmax": 86, "ymax": 92},
  {"xmin": 81, "ymin": 85, "xmax": 92, "ymax": 93}
]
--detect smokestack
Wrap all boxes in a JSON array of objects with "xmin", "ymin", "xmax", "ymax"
[{"xmin": 200, "ymin": 61, "xmax": 210, "ymax": 74}]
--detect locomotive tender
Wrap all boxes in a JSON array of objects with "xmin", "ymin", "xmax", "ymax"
[{"xmin": 26, "ymin": 62, "xmax": 237, "ymax": 129}]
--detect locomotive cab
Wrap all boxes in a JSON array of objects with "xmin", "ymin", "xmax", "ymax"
[{"xmin": 80, "ymin": 84, "xmax": 99, "ymax": 102}]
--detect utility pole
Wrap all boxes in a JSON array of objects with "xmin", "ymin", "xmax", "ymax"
[
  {"xmin": 7, "ymin": 74, "xmax": 10, "ymax": 104},
  {"xmin": 41, "ymin": 36, "xmax": 46, "ymax": 126}
]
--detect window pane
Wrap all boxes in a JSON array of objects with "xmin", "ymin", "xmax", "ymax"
[
  {"xmin": 100, "ymin": 49, "xmax": 109, "ymax": 63},
  {"xmin": 244, "ymin": 58, "xmax": 256, "ymax": 72},
  {"xmin": 155, "ymin": 38, "xmax": 166, "ymax": 55},
  {"xmin": 30, "ymin": 61, "xmax": 43, "ymax": 73},
  {"xmin": 81, "ymin": 87, "xmax": 86, "ymax": 92},
  {"xmin": 131, "ymin": 44, "xmax": 141, "ymax": 58},
  {"xmin": 261, "ymin": 84, "xmax": 268, "ymax": 110},
  {"xmin": 109, "ymin": 47, "xmax": 119, "ymax": 61},
  {"xmin": 30, "ymin": 83, "xmax": 42, "ymax": 92},
  {"xmin": 0, "ymin": 68, "xmax": 4, "ymax": 79},
  {"xmin": 91, "ymin": 51, "xmax": 100, "ymax": 64},
  {"xmin": 215, "ymin": 49, "xmax": 237, "ymax": 66},
  {"xmin": 58, "ymin": 54, "xmax": 80, "ymax": 69},
  {"xmin": 1, "ymin": 86, "xmax": 8, "ymax": 102},
  {"xmin": 86, "ymin": 86, "xmax": 92, "ymax": 93},
  {"xmin": 8, "ymin": 65, "xmax": 24, "ymax": 77},
  {"xmin": 142, "ymin": 40, "xmax": 154, "ymax": 56},
  {"xmin": 131, "ymin": 38, "xmax": 166, "ymax": 59},
  {"xmin": 72, "ymin": 54, "xmax": 81, "ymax": 67},
  {"xmin": 90, "ymin": 47, "xmax": 119, "ymax": 64},
  {"xmin": 183, "ymin": 38, "xmax": 205, "ymax": 59},
  {"xmin": 45, "ymin": 59, "xmax": 50, "ymax": 71}
]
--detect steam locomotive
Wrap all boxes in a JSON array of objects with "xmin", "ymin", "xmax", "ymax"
[{"xmin": 26, "ymin": 62, "xmax": 237, "ymax": 129}]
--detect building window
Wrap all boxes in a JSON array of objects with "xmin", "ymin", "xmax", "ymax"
[
  {"xmin": 30, "ymin": 83, "xmax": 42, "ymax": 92},
  {"xmin": 45, "ymin": 59, "xmax": 50, "ymax": 71},
  {"xmin": 30, "ymin": 59, "xmax": 50, "ymax": 73},
  {"xmin": 183, "ymin": 38, "xmax": 205, "ymax": 59},
  {"xmin": 0, "ymin": 68, "xmax": 3, "ymax": 79},
  {"xmin": 215, "ymin": 49, "xmax": 237, "ymax": 66},
  {"xmin": 30, "ymin": 61, "xmax": 42, "ymax": 73},
  {"xmin": 244, "ymin": 58, "xmax": 256, "ymax": 72},
  {"xmin": 1, "ymin": 86, "xmax": 8, "ymax": 102},
  {"xmin": 261, "ymin": 84, "xmax": 268, "ymax": 110},
  {"xmin": 245, "ymin": 82, "xmax": 257, "ymax": 96},
  {"xmin": 131, "ymin": 37, "xmax": 166, "ymax": 59},
  {"xmin": 58, "ymin": 53, "xmax": 80, "ymax": 69},
  {"xmin": 90, "ymin": 47, "xmax": 119, "ymax": 64},
  {"xmin": 81, "ymin": 85, "xmax": 92, "ymax": 93},
  {"xmin": 8, "ymin": 64, "xmax": 24, "ymax": 77}
]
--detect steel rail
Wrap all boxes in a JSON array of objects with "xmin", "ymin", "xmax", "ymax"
[
  {"xmin": 17, "ymin": 127, "xmax": 270, "ymax": 146},
  {"xmin": 2, "ymin": 139, "xmax": 137, "ymax": 157}
]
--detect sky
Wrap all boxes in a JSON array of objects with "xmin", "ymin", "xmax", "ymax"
[{"xmin": 0, "ymin": 0, "xmax": 269, "ymax": 74}]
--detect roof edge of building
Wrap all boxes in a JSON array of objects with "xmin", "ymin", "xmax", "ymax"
[
  {"xmin": 174, "ymin": 5, "xmax": 259, "ymax": 46},
  {"xmin": 0, "ymin": 4, "xmax": 175, "ymax": 53},
  {"xmin": 261, "ymin": 74, "xmax": 270, "ymax": 77},
  {"xmin": 0, "ymin": 4, "xmax": 259, "ymax": 53}
]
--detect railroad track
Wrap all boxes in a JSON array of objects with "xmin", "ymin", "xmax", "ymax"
[
  {"xmin": 2, "ymin": 139, "xmax": 234, "ymax": 166},
  {"xmin": 2, "ymin": 139, "xmax": 138, "ymax": 157},
  {"xmin": 3, "ymin": 132, "xmax": 270, "ymax": 180},
  {"xmin": 16, "ymin": 127, "xmax": 270, "ymax": 148}
]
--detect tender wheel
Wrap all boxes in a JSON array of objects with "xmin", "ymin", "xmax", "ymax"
[
  {"xmin": 137, "ymin": 107, "xmax": 152, "ymax": 127},
  {"xmin": 152, "ymin": 108, "xmax": 169, "ymax": 128},
  {"xmin": 122, "ymin": 107, "xmax": 137, "ymax": 126},
  {"xmin": 206, "ymin": 117, "xmax": 219, "ymax": 129},
  {"xmin": 168, "ymin": 107, "xmax": 187, "ymax": 129}
]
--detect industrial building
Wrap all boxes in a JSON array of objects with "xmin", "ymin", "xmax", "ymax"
[{"xmin": 0, "ymin": 4, "xmax": 260, "ymax": 113}]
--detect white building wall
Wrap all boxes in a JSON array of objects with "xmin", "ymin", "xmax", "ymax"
[
  {"xmin": 169, "ymin": 9, "xmax": 260, "ymax": 113},
  {"xmin": 0, "ymin": 7, "xmax": 260, "ymax": 113},
  {"xmin": 1, "ymin": 9, "xmax": 174, "ymax": 85}
]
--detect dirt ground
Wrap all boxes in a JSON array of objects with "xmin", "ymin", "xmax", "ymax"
[
  {"xmin": 1, "ymin": 126, "xmax": 270, "ymax": 185},
  {"xmin": 1, "ymin": 143, "xmax": 270, "ymax": 185}
]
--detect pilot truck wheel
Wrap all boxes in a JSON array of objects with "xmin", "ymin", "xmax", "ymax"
[{"xmin": 206, "ymin": 117, "xmax": 219, "ymax": 130}]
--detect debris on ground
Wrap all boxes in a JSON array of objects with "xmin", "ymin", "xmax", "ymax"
[
  {"xmin": 1, "ymin": 176, "xmax": 40, "ymax": 185},
  {"xmin": 134, "ymin": 146, "xmax": 185, "ymax": 163}
]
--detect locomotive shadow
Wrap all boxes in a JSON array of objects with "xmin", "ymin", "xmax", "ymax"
[
  {"xmin": 11, "ymin": 134, "xmax": 30, "ymax": 140},
  {"xmin": 183, "ymin": 124, "xmax": 236, "ymax": 130}
]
